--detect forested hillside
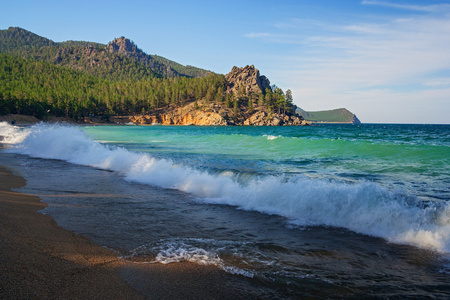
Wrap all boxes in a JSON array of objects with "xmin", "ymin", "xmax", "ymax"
[
  {"xmin": 0, "ymin": 27, "xmax": 304, "ymax": 125},
  {"xmin": 0, "ymin": 27, "xmax": 211, "ymax": 80},
  {"xmin": 0, "ymin": 54, "xmax": 225, "ymax": 119}
]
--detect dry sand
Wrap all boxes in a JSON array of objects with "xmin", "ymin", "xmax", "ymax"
[{"xmin": 0, "ymin": 163, "xmax": 276, "ymax": 299}]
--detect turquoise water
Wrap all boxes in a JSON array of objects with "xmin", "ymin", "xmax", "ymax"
[
  {"xmin": 83, "ymin": 124, "xmax": 450, "ymax": 202},
  {"xmin": 2, "ymin": 122, "xmax": 449, "ymax": 298}
]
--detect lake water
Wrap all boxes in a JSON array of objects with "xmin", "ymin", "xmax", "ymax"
[{"xmin": 1, "ymin": 122, "xmax": 449, "ymax": 298}]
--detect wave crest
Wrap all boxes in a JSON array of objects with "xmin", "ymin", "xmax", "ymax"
[{"xmin": 2, "ymin": 123, "xmax": 449, "ymax": 253}]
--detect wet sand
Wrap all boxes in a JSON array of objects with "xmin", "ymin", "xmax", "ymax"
[
  {"xmin": 0, "ymin": 165, "xmax": 145, "ymax": 299},
  {"xmin": 0, "ymin": 162, "xmax": 274, "ymax": 299}
]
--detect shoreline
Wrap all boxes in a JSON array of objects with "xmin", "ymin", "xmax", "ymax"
[
  {"xmin": 0, "ymin": 158, "xmax": 274, "ymax": 299},
  {"xmin": 0, "ymin": 113, "xmax": 312, "ymax": 127},
  {"xmin": 0, "ymin": 164, "xmax": 144, "ymax": 299}
]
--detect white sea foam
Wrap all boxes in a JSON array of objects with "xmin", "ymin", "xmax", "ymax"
[
  {"xmin": 0, "ymin": 121, "xmax": 31, "ymax": 144},
  {"xmin": 2, "ymin": 123, "xmax": 450, "ymax": 253},
  {"xmin": 125, "ymin": 238, "xmax": 255, "ymax": 277},
  {"xmin": 264, "ymin": 134, "xmax": 280, "ymax": 140},
  {"xmin": 152, "ymin": 240, "xmax": 223, "ymax": 266}
]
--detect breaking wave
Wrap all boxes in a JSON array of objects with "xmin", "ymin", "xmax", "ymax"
[{"xmin": 2, "ymin": 122, "xmax": 449, "ymax": 253}]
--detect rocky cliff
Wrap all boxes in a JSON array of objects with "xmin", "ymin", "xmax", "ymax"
[
  {"xmin": 106, "ymin": 37, "xmax": 181, "ymax": 77},
  {"xmin": 108, "ymin": 65, "xmax": 310, "ymax": 126},
  {"xmin": 225, "ymin": 65, "xmax": 271, "ymax": 94},
  {"xmin": 110, "ymin": 100, "xmax": 310, "ymax": 126},
  {"xmin": 106, "ymin": 37, "xmax": 139, "ymax": 55}
]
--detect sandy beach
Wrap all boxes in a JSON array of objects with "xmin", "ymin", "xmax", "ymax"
[
  {"xmin": 0, "ymin": 160, "xmax": 274, "ymax": 299},
  {"xmin": 0, "ymin": 165, "xmax": 145, "ymax": 299}
]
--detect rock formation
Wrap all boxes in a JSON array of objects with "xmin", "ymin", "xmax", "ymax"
[
  {"xmin": 225, "ymin": 65, "xmax": 271, "ymax": 94},
  {"xmin": 110, "ymin": 100, "xmax": 311, "ymax": 126},
  {"xmin": 108, "ymin": 65, "xmax": 311, "ymax": 126},
  {"xmin": 106, "ymin": 37, "xmax": 139, "ymax": 56},
  {"xmin": 106, "ymin": 37, "xmax": 180, "ymax": 77}
]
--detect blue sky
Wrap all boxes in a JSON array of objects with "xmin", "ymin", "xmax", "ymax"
[{"xmin": 1, "ymin": 0, "xmax": 449, "ymax": 123}]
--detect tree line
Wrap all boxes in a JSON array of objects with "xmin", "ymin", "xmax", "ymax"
[{"xmin": 0, "ymin": 54, "xmax": 295, "ymax": 121}]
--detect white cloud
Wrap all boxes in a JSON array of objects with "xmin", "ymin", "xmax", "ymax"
[
  {"xmin": 361, "ymin": 1, "xmax": 450, "ymax": 13},
  {"xmin": 246, "ymin": 11, "xmax": 450, "ymax": 123},
  {"xmin": 303, "ymin": 18, "xmax": 450, "ymax": 86},
  {"xmin": 424, "ymin": 78, "xmax": 450, "ymax": 87},
  {"xmin": 244, "ymin": 32, "xmax": 272, "ymax": 38}
]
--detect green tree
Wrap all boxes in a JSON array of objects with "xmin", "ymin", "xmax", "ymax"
[
  {"xmin": 258, "ymin": 92, "xmax": 264, "ymax": 107},
  {"xmin": 248, "ymin": 98, "xmax": 254, "ymax": 113},
  {"xmin": 233, "ymin": 96, "xmax": 239, "ymax": 116},
  {"xmin": 265, "ymin": 88, "xmax": 272, "ymax": 107},
  {"xmin": 285, "ymin": 89, "xmax": 293, "ymax": 113},
  {"xmin": 237, "ymin": 84, "xmax": 246, "ymax": 101},
  {"xmin": 215, "ymin": 88, "xmax": 223, "ymax": 103},
  {"xmin": 276, "ymin": 92, "xmax": 285, "ymax": 114}
]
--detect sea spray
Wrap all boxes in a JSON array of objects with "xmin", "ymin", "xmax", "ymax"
[
  {"xmin": 0, "ymin": 121, "xmax": 31, "ymax": 144},
  {"xmin": 2, "ymin": 122, "xmax": 449, "ymax": 253}
]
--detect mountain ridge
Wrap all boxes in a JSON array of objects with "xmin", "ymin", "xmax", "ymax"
[{"xmin": 0, "ymin": 27, "xmax": 212, "ymax": 80}]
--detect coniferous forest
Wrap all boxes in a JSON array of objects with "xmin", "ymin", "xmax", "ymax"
[{"xmin": 0, "ymin": 27, "xmax": 295, "ymax": 122}]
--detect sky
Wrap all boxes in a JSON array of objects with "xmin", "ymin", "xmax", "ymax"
[{"xmin": 1, "ymin": 0, "xmax": 449, "ymax": 124}]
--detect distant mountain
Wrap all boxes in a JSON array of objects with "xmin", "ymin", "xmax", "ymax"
[
  {"xmin": 0, "ymin": 27, "xmax": 211, "ymax": 80},
  {"xmin": 296, "ymin": 108, "xmax": 361, "ymax": 124}
]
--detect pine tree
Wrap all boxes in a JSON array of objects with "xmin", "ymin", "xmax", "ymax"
[
  {"xmin": 248, "ymin": 98, "xmax": 254, "ymax": 113},
  {"xmin": 265, "ymin": 88, "xmax": 272, "ymax": 108},
  {"xmin": 258, "ymin": 92, "xmax": 264, "ymax": 107},
  {"xmin": 237, "ymin": 84, "xmax": 246, "ymax": 101},
  {"xmin": 285, "ymin": 89, "xmax": 293, "ymax": 114},
  {"xmin": 233, "ymin": 96, "xmax": 238, "ymax": 116},
  {"xmin": 215, "ymin": 88, "xmax": 223, "ymax": 104}
]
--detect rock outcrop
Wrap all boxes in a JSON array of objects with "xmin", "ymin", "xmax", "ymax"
[
  {"xmin": 106, "ymin": 37, "xmax": 181, "ymax": 77},
  {"xmin": 109, "ymin": 65, "xmax": 311, "ymax": 126},
  {"xmin": 225, "ymin": 65, "xmax": 271, "ymax": 95},
  {"xmin": 242, "ymin": 111, "xmax": 309, "ymax": 126},
  {"xmin": 106, "ymin": 37, "xmax": 140, "ymax": 56},
  {"xmin": 110, "ymin": 100, "xmax": 312, "ymax": 126}
]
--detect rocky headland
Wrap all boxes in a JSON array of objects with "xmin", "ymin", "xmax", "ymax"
[
  {"xmin": 0, "ymin": 28, "xmax": 312, "ymax": 126},
  {"xmin": 111, "ymin": 65, "xmax": 311, "ymax": 126},
  {"xmin": 296, "ymin": 108, "xmax": 361, "ymax": 124},
  {"xmin": 111, "ymin": 102, "xmax": 309, "ymax": 126}
]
